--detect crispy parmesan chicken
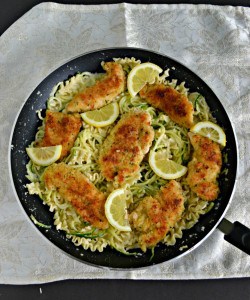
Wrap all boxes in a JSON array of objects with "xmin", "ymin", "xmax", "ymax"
[
  {"xmin": 65, "ymin": 62, "xmax": 125, "ymax": 113},
  {"xmin": 140, "ymin": 83, "xmax": 194, "ymax": 128},
  {"xmin": 36, "ymin": 110, "xmax": 82, "ymax": 160},
  {"xmin": 186, "ymin": 133, "xmax": 222, "ymax": 201},
  {"xmin": 129, "ymin": 180, "xmax": 185, "ymax": 252},
  {"xmin": 43, "ymin": 162, "xmax": 108, "ymax": 229},
  {"xmin": 99, "ymin": 110, "xmax": 154, "ymax": 184}
]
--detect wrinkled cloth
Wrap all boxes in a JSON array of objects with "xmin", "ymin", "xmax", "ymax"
[{"xmin": 0, "ymin": 3, "xmax": 249, "ymax": 284}]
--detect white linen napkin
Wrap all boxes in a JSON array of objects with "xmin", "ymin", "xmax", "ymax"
[{"xmin": 0, "ymin": 2, "xmax": 249, "ymax": 284}]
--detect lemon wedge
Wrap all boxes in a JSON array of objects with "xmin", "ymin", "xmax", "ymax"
[
  {"xmin": 127, "ymin": 62, "xmax": 163, "ymax": 97},
  {"xmin": 190, "ymin": 121, "xmax": 226, "ymax": 147},
  {"xmin": 26, "ymin": 145, "xmax": 62, "ymax": 166},
  {"xmin": 149, "ymin": 149, "xmax": 188, "ymax": 180},
  {"xmin": 81, "ymin": 102, "xmax": 119, "ymax": 127},
  {"xmin": 104, "ymin": 189, "xmax": 131, "ymax": 232}
]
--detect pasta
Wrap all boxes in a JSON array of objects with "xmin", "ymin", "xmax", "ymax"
[{"xmin": 26, "ymin": 57, "xmax": 216, "ymax": 255}]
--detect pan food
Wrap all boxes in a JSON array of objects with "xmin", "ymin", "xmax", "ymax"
[
  {"xmin": 10, "ymin": 48, "xmax": 241, "ymax": 268},
  {"xmin": 24, "ymin": 57, "xmax": 225, "ymax": 254}
]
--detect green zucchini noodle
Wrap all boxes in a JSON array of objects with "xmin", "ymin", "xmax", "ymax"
[
  {"xmin": 26, "ymin": 57, "xmax": 215, "ymax": 254},
  {"xmin": 188, "ymin": 92, "xmax": 214, "ymax": 123}
]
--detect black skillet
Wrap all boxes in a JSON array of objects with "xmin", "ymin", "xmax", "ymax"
[{"xmin": 9, "ymin": 48, "xmax": 250, "ymax": 269}]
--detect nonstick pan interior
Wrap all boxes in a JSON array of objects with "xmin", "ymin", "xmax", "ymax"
[{"xmin": 10, "ymin": 48, "xmax": 238, "ymax": 268}]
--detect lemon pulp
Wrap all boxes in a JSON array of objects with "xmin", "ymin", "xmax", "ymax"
[
  {"xmin": 149, "ymin": 149, "xmax": 187, "ymax": 180},
  {"xmin": 190, "ymin": 121, "xmax": 226, "ymax": 146},
  {"xmin": 127, "ymin": 62, "xmax": 163, "ymax": 97},
  {"xmin": 81, "ymin": 102, "xmax": 119, "ymax": 127},
  {"xmin": 104, "ymin": 189, "xmax": 131, "ymax": 232},
  {"xmin": 26, "ymin": 145, "xmax": 62, "ymax": 166}
]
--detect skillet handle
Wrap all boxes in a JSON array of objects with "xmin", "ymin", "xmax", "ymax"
[{"xmin": 218, "ymin": 218, "xmax": 250, "ymax": 255}]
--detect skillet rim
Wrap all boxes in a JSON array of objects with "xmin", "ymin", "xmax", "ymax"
[{"xmin": 8, "ymin": 47, "xmax": 238, "ymax": 269}]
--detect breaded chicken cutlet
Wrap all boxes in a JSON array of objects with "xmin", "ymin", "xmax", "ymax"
[
  {"xmin": 36, "ymin": 110, "xmax": 82, "ymax": 160},
  {"xmin": 65, "ymin": 62, "xmax": 125, "ymax": 113},
  {"xmin": 99, "ymin": 110, "xmax": 154, "ymax": 184},
  {"xmin": 186, "ymin": 133, "xmax": 222, "ymax": 201},
  {"xmin": 139, "ymin": 83, "xmax": 194, "ymax": 128},
  {"xmin": 129, "ymin": 180, "xmax": 185, "ymax": 252},
  {"xmin": 43, "ymin": 162, "xmax": 108, "ymax": 229}
]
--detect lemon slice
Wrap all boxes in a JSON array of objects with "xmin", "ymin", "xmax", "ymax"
[
  {"xmin": 81, "ymin": 102, "xmax": 119, "ymax": 127},
  {"xmin": 127, "ymin": 62, "xmax": 163, "ymax": 97},
  {"xmin": 26, "ymin": 145, "xmax": 62, "ymax": 166},
  {"xmin": 190, "ymin": 121, "xmax": 226, "ymax": 146},
  {"xmin": 105, "ymin": 189, "xmax": 131, "ymax": 232},
  {"xmin": 149, "ymin": 149, "xmax": 188, "ymax": 180}
]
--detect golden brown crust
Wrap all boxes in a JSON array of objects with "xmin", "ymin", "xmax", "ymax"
[
  {"xmin": 99, "ymin": 110, "xmax": 154, "ymax": 184},
  {"xmin": 158, "ymin": 180, "xmax": 185, "ymax": 224},
  {"xmin": 129, "ymin": 180, "xmax": 185, "ymax": 251},
  {"xmin": 43, "ymin": 162, "xmax": 108, "ymax": 229},
  {"xmin": 139, "ymin": 84, "xmax": 194, "ymax": 128},
  {"xmin": 36, "ymin": 110, "xmax": 82, "ymax": 160},
  {"xmin": 65, "ymin": 62, "xmax": 125, "ymax": 113},
  {"xmin": 186, "ymin": 133, "xmax": 222, "ymax": 201}
]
